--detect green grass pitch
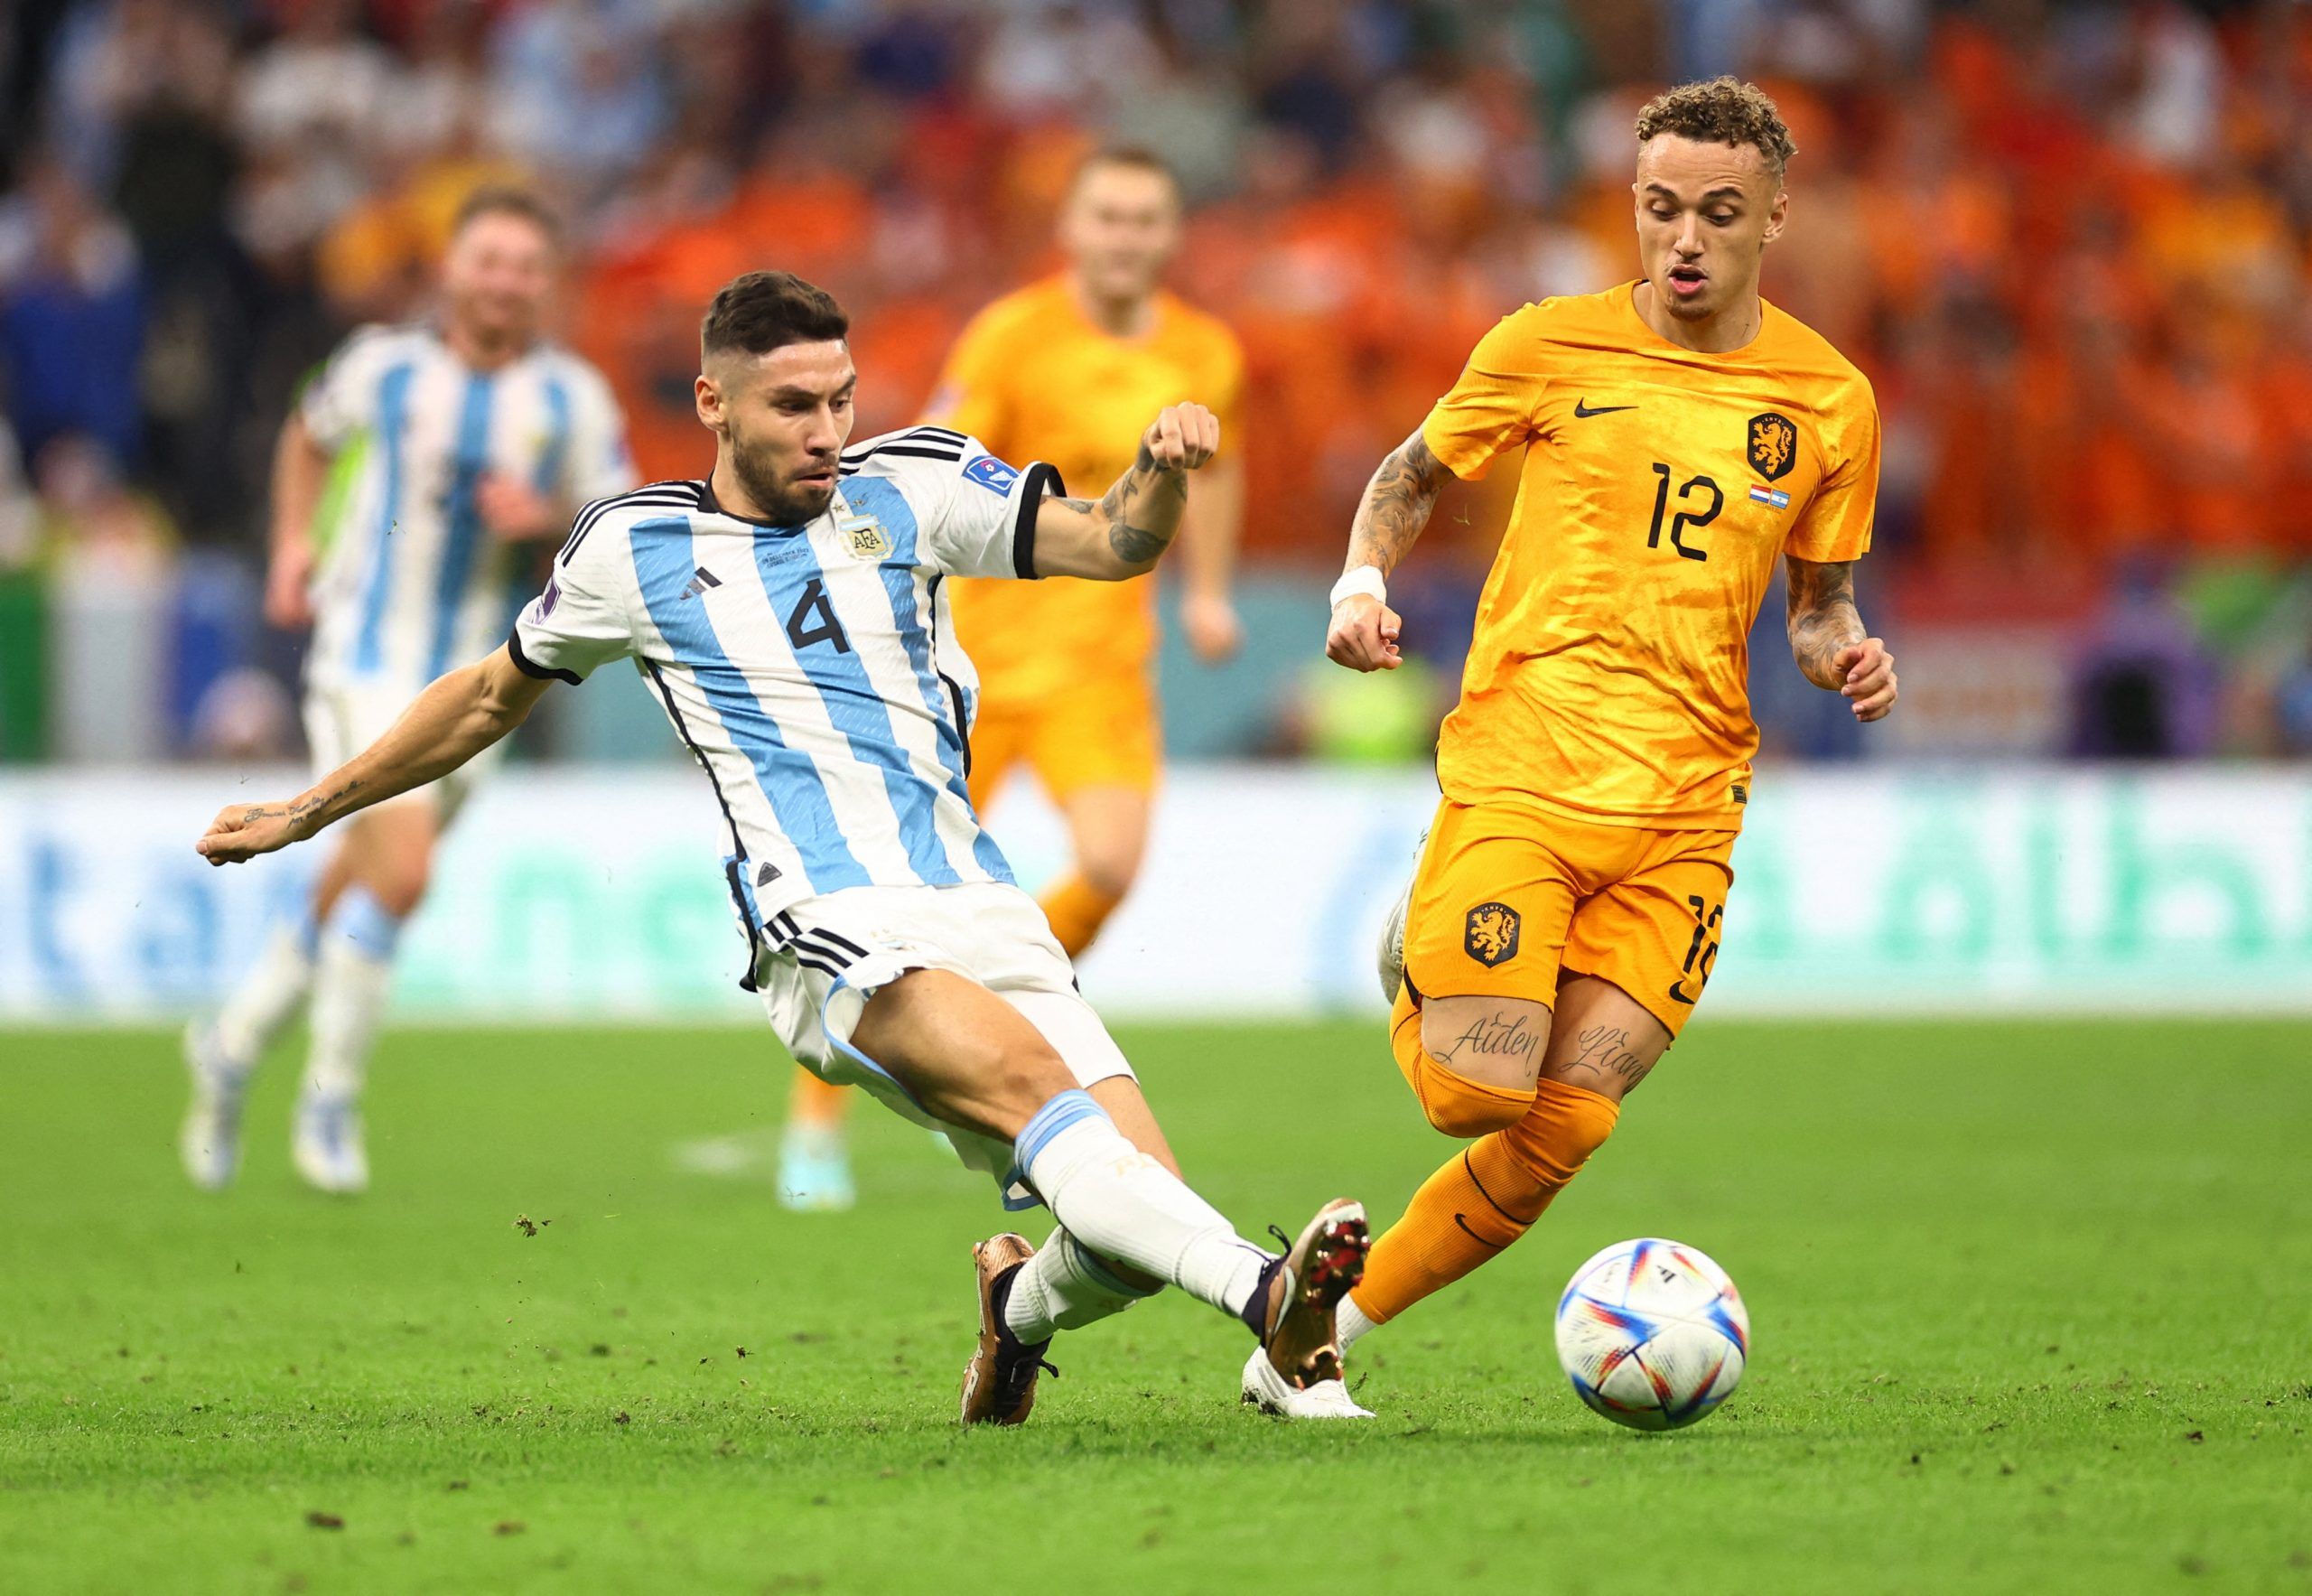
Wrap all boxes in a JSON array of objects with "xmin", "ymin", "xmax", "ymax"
[{"xmin": 3, "ymin": 1018, "xmax": 2308, "ymax": 1593}]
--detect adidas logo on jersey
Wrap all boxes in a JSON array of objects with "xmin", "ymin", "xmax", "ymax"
[{"xmin": 680, "ymin": 567, "xmax": 722, "ymax": 602}]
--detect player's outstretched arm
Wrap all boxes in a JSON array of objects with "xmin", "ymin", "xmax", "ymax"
[
  {"xmin": 195, "ymin": 646, "xmax": 552, "ymax": 865},
  {"xmin": 1326, "ymin": 428, "xmax": 1454, "ymax": 672},
  {"xmin": 1785, "ymin": 556, "xmax": 1897, "ymax": 722},
  {"xmin": 265, "ymin": 413, "xmax": 331, "ymax": 630},
  {"xmin": 1030, "ymin": 404, "xmax": 1218, "ymax": 580}
]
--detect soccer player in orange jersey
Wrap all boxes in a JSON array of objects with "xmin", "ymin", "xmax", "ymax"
[
  {"xmin": 777, "ymin": 147, "xmax": 1248, "ymax": 1210},
  {"xmin": 1312, "ymin": 78, "xmax": 1899, "ymax": 1409}
]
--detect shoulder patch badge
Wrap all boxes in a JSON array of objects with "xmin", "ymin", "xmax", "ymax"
[
  {"xmin": 1747, "ymin": 412, "xmax": 1798, "ymax": 481},
  {"xmin": 1464, "ymin": 901, "xmax": 1522, "ymax": 967},
  {"xmin": 963, "ymin": 454, "xmax": 1020, "ymax": 497}
]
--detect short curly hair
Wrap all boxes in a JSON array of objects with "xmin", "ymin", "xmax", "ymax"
[{"xmin": 1636, "ymin": 77, "xmax": 1795, "ymax": 182}]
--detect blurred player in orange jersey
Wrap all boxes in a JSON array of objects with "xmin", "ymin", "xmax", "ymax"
[
  {"xmin": 1313, "ymin": 79, "xmax": 1899, "ymax": 1412},
  {"xmin": 777, "ymin": 147, "xmax": 1247, "ymax": 1211}
]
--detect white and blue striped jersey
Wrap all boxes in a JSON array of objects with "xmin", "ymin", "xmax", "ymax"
[
  {"xmin": 509, "ymin": 426, "xmax": 1063, "ymax": 973},
  {"xmin": 302, "ymin": 322, "xmax": 635, "ymax": 697}
]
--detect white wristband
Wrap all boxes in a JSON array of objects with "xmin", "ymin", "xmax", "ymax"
[{"xmin": 1328, "ymin": 566, "xmax": 1387, "ymax": 610}]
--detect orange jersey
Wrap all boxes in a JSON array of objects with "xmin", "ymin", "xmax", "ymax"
[
  {"xmin": 1422, "ymin": 281, "xmax": 1879, "ymax": 826},
  {"xmin": 929, "ymin": 276, "xmax": 1245, "ymax": 704}
]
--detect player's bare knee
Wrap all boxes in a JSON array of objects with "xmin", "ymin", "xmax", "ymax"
[
  {"xmin": 359, "ymin": 845, "xmax": 431, "ymax": 918},
  {"xmin": 1062, "ymin": 790, "xmax": 1148, "ymax": 901},
  {"xmin": 1073, "ymin": 833, "xmax": 1143, "ymax": 901}
]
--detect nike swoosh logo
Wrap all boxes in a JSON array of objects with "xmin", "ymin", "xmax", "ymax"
[
  {"xmin": 1667, "ymin": 980, "xmax": 1698, "ymax": 1005},
  {"xmin": 1452, "ymin": 1213, "xmax": 1510, "ymax": 1250},
  {"xmin": 1573, "ymin": 399, "xmax": 1636, "ymax": 418}
]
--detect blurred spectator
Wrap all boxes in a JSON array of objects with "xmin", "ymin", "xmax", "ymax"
[
  {"xmin": 34, "ymin": 432, "xmax": 171, "ymax": 576},
  {"xmin": 2067, "ymin": 561, "xmax": 2223, "ymax": 760},
  {"xmin": 0, "ymin": 156, "xmax": 144, "ymax": 468},
  {"xmin": 33, "ymin": 434, "xmax": 174, "ymax": 765},
  {"xmin": 187, "ymin": 664, "xmax": 297, "ymax": 762},
  {"xmin": 0, "ymin": 417, "xmax": 40, "ymax": 762},
  {"xmin": 0, "ymin": 418, "xmax": 35, "ymax": 572},
  {"xmin": 489, "ymin": 0, "xmax": 667, "ymax": 201}
]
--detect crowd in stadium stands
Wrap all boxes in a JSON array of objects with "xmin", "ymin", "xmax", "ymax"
[{"xmin": 1, "ymin": 0, "xmax": 2309, "ymax": 765}]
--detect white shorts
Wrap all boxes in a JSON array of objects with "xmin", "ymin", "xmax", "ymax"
[
  {"xmin": 754, "ymin": 880, "xmax": 1134, "ymax": 1206},
  {"xmin": 303, "ymin": 678, "xmax": 499, "ymax": 819}
]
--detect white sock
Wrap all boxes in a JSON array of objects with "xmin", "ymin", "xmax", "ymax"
[
  {"xmin": 1013, "ymin": 1091, "xmax": 1272, "ymax": 1321},
  {"xmin": 302, "ymin": 887, "xmax": 402, "ymax": 1104},
  {"xmin": 212, "ymin": 906, "xmax": 321, "ymax": 1067},
  {"xmin": 1002, "ymin": 1229, "xmax": 1161, "ymax": 1344},
  {"xmin": 1337, "ymin": 1293, "xmax": 1381, "ymax": 1349}
]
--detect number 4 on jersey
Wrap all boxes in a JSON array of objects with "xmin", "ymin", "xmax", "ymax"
[{"xmin": 785, "ymin": 578, "xmax": 852, "ymax": 653}]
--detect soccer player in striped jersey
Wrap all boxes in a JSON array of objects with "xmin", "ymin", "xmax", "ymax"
[
  {"xmin": 193, "ymin": 270, "xmax": 1373, "ymax": 1423},
  {"xmin": 181, "ymin": 188, "xmax": 634, "ymax": 1194},
  {"xmin": 775, "ymin": 146, "xmax": 1249, "ymax": 1213}
]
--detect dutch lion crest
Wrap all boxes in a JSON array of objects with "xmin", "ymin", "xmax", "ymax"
[
  {"xmin": 1747, "ymin": 412, "xmax": 1798, "ymax": 482},
  {"xmin": 1464, "ymin": 901, "xmax": 1521, "ymax": 967}
]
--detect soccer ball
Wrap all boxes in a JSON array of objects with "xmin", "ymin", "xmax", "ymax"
[{"xmin": 1554, "ymin": 1237, "xmax": 1749, "ymax": 1432}]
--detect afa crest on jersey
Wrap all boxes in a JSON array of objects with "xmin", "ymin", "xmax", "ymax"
[
  {"xmin": 1465, "ymin": 901, "xmax": 1522, "ymax": 967},
  {"xmin": 1747, "ymin": 413, "xmax": 1798, "ymax": 481},
  {"xmin": 834, "ymin": 499, "xmax": 892, "ymax": 560}
]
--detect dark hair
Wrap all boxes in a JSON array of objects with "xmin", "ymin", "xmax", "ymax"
[
  {"xmin": 1636, "ymin": 77, "xmax": 1796, "ymax": 181},
  {"xmin": 1070, "ymin": 144, "xmax": 1181, "ymax": 197},
  {"xmin": 451, "ymin": 185, "xmax": 563, "ymax": 247},
  {"xmin": 700, "ymin": 271, "xmax": 850, "ymax": 360}
]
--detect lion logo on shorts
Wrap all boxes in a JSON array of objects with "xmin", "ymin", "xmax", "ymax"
[{"xmin": 1464, "ymin": 901, "xmax": 1521, "ymax": 967}]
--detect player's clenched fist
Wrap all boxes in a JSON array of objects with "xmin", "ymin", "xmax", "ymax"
[
  {"xmin": 195, "ymin": 800, "xmax": 308, "ymax": 866},
  {"xmin": 1142, "ymin": 404, "xmax": 1218, "ymax": 472},
  {"xmin": 1327, "ymin": 593, "xmax": 1404, "ymax": 673},
  {"xmin": 1835, "ymin": 638, "xmax": 1897, "ymax": 722}
]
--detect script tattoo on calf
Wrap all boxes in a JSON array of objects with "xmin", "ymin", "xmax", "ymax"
[
  {"xmin": 1558, "ymin": 1023, "xmax": 1655, "ymax": 1091},
  {"xmin": 1785, "ymin": 557, "xmax": 1864, "ymax": 689}
]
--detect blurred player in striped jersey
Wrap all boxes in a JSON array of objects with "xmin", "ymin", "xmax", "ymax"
[
  {"xmin": 194, "ymin": 270, "xmax": 1369, "ymax": 1422},
  {"xmin": 776, "ymin": 147, "xmax": 1246, "ymax": 1210},
  {"xmin": 181, "ymin": 189, "xmax": 634, "ymax": 1193}
]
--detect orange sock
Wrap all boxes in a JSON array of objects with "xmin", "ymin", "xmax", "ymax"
[
  {"xmin": 788, "ymin": 1066, "xmax": 850, "ymax": 1129},
  {"xmin": 1349, "ymin": 1078, "xmax": 1621, "ymax": 1326},
  {"xmin": 1038, "ymin": 872, "xmax": 1123, "ymax": 958}
]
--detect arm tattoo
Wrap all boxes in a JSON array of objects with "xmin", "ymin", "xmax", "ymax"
[
  {"xmin": 1344, "ymin": 429, "xmax": 1452, "ymax": 579},
  {"xmin": 1554, "ymin": 1024, "xmax": 1657, "ymax": 1091},
  {"xmin": 1098, "ymin": 442, "xmax": 1186, "ymax": 567},
  {"xmin": 289, "ymin": 779, "xmax": 362, "ymax": 826},
  {"xmin": 1786, "ymin": 557, "xmax": 1866, "ymax": 690}
]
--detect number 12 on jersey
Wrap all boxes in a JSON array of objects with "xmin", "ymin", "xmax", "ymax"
[{"xmin": 1645, "ymin": 462, "xmax": 1721, "ymax": 563}]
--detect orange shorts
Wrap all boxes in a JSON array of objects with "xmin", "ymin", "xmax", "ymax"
[
  {"xmin": 966, "ymin": 669, "xmax": 1161, "ymax": 810},
  {"xmin": 1401, "ymin": 798, "xmax": 1738, "ymax": 1039}
]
